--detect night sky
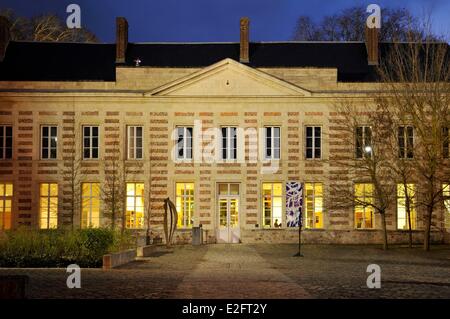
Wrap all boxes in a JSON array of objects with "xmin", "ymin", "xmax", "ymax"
[{"xmin": 1, "ymin": 0, "xmax": 449, "ymax": 42}]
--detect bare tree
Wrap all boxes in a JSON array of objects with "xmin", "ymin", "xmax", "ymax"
[
  {"xmin": 62, "ymin": 112, "xmax": 82, "ymax": 230},
  {"xmin": 377, "ymin": 30, "xmax": 450, "ymax": 251},
  {"xmin": 292, "ymin": 6, "xmax": 431, "ymax": 41},
  {"xmin": 102, "ymin": 139, "xmax": 126, "ymax": 232},
  {"xmin": 0, "ymin": 8, "xmax": 98, "ymax": 42},
  {"xmin": 328, "ymin": 101, "xmax": 397, "ymax": 250}
]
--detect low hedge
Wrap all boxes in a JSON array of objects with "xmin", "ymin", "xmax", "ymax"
[{"xmin": 0, "ymin": 228, "xmax": 135, "ymax": 268}]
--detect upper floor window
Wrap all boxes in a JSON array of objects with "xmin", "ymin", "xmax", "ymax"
[
  {"xmin": 41, "ymin": 126, "xmax": 57, "ymax": 160},
  {"xmin": 0, "ymin": 126, "xmax": 12, "ymax": 160},
  {"xmin": 398, "ymin": 126, "xmax": 414, "ymax": 159},
  {"xmin": 221, "ymin": 127, "xmax": 237, "ymax": 160},
  {"xmin": 265, "ymin": 127, "xmax": 280, "ymax": 160},
  {"xmin": 305, "ymin": 126, "xmax": 321, "ymax": 159},
  {"xmin": 397, "ymin": 183, "xmax": 417, "ymax": 230},
  {"xmin": 127, "ymin": 126, "xmax": 143, "ymax": 160},
  {"xmin": 176, "ymin": 127, "xmax": 193, "ymax": 160},
  {"xmin": 83, "ymin": 126, "xmax": 99, "ymax": 159},
  {"xmin": 443, "ymin": 127, "xmax": 449, "ymax": 159},
  {"xmin": 305, "ymin": 182, "xmax": 323, "ymax": 229},
  {"xmin": 0, "ymin": 183, "xmax": 13, "ymax": 230},
  {"xmin": 354, "ymin": 183, "xmax": 375, "ymax": 229},
  {"xmin": 356, "ymin": 126, "xmax": 372, "ymax": 158}
]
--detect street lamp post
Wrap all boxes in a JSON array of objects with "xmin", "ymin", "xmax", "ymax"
[{"xmin": 293, "ymin": 208, "xmax": 304, "ymax": 257}]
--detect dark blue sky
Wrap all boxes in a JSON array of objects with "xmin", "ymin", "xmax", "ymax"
[{"xmin": 1, "ymin": 0, "xmax": 449, "ymax": 42}]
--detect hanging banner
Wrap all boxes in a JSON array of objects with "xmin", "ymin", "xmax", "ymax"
[{"xmin": 286, "ymin": 181, "xmax": 303, "ymax": 227}]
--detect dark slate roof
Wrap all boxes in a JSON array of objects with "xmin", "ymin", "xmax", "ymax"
[
  {"xmin": 1, "ymin": 40, "xmax": 446, "ymax": 82},
  {"xmin": 0, "ymin": 41, "xmax": 116, "ymax": 81},
  {"xmin": 125, "ymin": 42, "xmax": 378, "ymax": 81}
]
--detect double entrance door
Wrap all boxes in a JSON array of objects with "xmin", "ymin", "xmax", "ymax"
[{"xmin": 216, "ymin": 183, "xmax": 240, "ymax": 243}]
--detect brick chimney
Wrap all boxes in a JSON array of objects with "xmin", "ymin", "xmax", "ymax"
[
  {"xmin": 0, "ymin": 16, "xmax": 11, "ymax": 62},
  {"xmin": 116, "ymin": 17, "xmax": 128, "ymax": 64},
  {"xmin": 240, "ymin": 17, "xmax": 250, "ymax": 63},
  {"xmin": 365, "ymin": 26, "xmax": 379, "ymax": 66}
]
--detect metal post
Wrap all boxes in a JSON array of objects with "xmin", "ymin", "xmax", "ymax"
[{"xmin": 293, "ymin": 208, "xmax": 304, "ymax": 257}]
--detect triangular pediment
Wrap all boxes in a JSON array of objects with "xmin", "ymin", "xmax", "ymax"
[{"xmin": 147, "ymin": 58, "xmax": 311, "ymax": 97}]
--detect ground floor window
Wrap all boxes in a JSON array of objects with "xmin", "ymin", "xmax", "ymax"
[
  {"xmin": 176, "ymin": 182, "xmax": 194, "ymax": 228},
  {"xmin": 40, "ymin": 183, "xmax": 58, "ymax": 229},
  {"xmin": 354, "ymin": 183, "xmax": 375, "ymax": 229},
  {"xmin": 126, "ymin": 183, "xmax": 144, "ymax": 229},
  {"xmin": 305, "ymin": 182, "xmax": 323, "ymax": 229},
  {"xmin": 443, "ymin": 184, "xmax": 450, "ymax": 229},
  {"xmin": 81, "ymin": 183, "xmax": 100, "ymax": 228},
  {"xmin": 0, "ymin": 183, "xmax": 13, "ymax": 230},
  {"xmin": 397, "ymin": 183, "xmax": 417, "ymax": 230},
  {"xmin": 262, "ymin": 182, "xmax": 282, "ymax": 228}
]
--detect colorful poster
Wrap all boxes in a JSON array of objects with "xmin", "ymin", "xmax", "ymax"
[{"xmin": 286, "ymin": 181, "xmax": 303, "ymax": 227}]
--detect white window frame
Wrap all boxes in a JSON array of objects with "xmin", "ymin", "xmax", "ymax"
[
  {"xmin": 41, "ymin": 125, "xmax": 58, "ymax": 160},
  {"xmin": 127, "ymin": 126, "xmax": 143, "ymax": 160},
  {"xmin": 221, "ymin": 126, "xmax": 237, "ymax": 160},
  {"xmin": 305, "ymin": 126, "xmax": 321, "ymax": 160},
  {"xmin": 398, "ymin": 125, "xmax": 414, "ymax": 159},
  {"xmin": 83, "ymin": 126, "xmax": 99, "ymax": 160},
  {"xmin": 304, "ymin": 182, "xmax": 324, "ymax": 229},
  {"xmin": 176, "ymin": 127, "xmax": 193, "ymax": 160},
  {"xmin": 264, "ymin": 127, "xmax": 281, "ymax": 160},
  {"xmin": 262, "ymin": 182, "xmax": 283, "ymax": 228},
  {"xmin": 354, "ymin": 183, "xmax": 375, "ymax": 229},
  {"xmin": 176, "ymin": 182, "xmax": 195, "ymax": 229},
  {"xmin": 0, "ymin": 125, "xmax": 12, "ymax": 160},
  {"xmin": 0, "ymin": 182, "xmax": 13, "ymax": 230},
  {"xmin": 355, "ymin": 126, "xmax": 372, "ymax": 159},
  {"xmin": 81, "ymin": 182, "xmax": 100, "ymax": 228}
]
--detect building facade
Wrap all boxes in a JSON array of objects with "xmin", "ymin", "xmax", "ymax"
[{"xmin": 0, "ymin": 17, "xmax": 449, "ymax": 244}]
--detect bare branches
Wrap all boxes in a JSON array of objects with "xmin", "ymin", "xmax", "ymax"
[{"xmin": 0, "ymin": 8, "xmax": 98, "ymax": 43}]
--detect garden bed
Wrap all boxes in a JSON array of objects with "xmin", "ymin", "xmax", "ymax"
[{"xmin": 0, "ymin": 228, "xmax": 135, "ymax": 268}]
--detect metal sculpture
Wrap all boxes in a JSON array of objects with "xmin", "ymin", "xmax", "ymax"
[{"xmin": 163, "ymin": 197, "xmax": 178, "ymax": 247}]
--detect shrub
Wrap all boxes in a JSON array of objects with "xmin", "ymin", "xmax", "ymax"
[{"xmin": 0, "ymin": 228, "xmax": 135, "ymax": 268}]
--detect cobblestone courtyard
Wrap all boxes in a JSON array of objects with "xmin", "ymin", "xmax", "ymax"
[{"xmin": 1, "ymin": 244, "xmax": 450, "ymax": 299}]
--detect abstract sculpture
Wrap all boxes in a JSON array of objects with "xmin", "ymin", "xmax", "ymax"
[{"xmin": 163, "ymin": 197, "xmax": 178, "ymax": 247}]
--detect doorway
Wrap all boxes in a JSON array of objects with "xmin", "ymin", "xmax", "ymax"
[{"xmin": 216, "ymin": 183, "xmax": 240, "ymax": 243}]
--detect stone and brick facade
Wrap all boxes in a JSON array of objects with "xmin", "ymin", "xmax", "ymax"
[{"xmin": 0, "ymin": 17, "xmax": 448, "ymax": 244}]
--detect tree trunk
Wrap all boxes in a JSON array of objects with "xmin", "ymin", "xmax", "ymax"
[
  {"xmin": 380, "ymin": 211, "xmax": 388, "ymax": 250},
  {"xmin": 406, "ymin": 196, "xmax": 412, "ymax": 248},
  {"xmin": 424, "ymin": 205, "xmax": 433, "ymax": 251}
]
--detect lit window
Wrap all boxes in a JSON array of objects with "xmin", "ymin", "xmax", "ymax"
[
  {"xmin": 305, "ymin": 183, "xmax": 323, "ymax": 229},
  {"xmin": 176, "ymin": 183, "xmax": 194, "ymax": 228},
  {"xmin": 397, "ymin": 183, "xmax": 417, "ymax": 230},
  {"xmin": 265, "ymin": 127, "xmax": 280, "ymax": 160},
  {"xmin": 40, "ymin": 183, "xmax": 58, "ymax": 229},
  {"xmin": 0, "ymin": 183, "xmax": 13, "ymax": 230},
  {"xmin": 356, "ymin": 126, "xmax": 372, "ymax": 158},
  {"xmin": 81, "ymin": 183, "xmax": 100, "ymax": 228},
  {"xmin": 127, "ymin": 126, "xmax": 143, "ymax": 160},
  {"xmin": 398, "ymin": 126, "xmax": 414, "ymax": 159},
  {"xmin": 41, "ymin": 126, "xmax": 57, "ymax": 159},
  {"xmin": 305, "ymin": 126, "xmax": 321, "ymax": 159},
  {"xmin": 262, "ymin": 183, "xmax": 282, "ymax": 228},
  {"xmin": 83, "ymin": 126, "xmax": 99, "ymax": 159},
  {"xmin": 0, "ymin": 126, "xmax": 12, "ymax": 160},
  {"xmin": 221, "ymin": 127, "xmax": 237, "ymax": 160},
  {"xmin": 176, "ymin": 127, "xmax": 193, "ymax": 160},
  {"xmin": 444, "ymin": 184, "xmax": 450, "ymax": 229},
  {"xmin": 126, "ymin": 183, "xmax": 144, "ymax": 229},
  {"xmin": 354, "ymin": 183, "xmax": 375, "ymax": 229}
]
